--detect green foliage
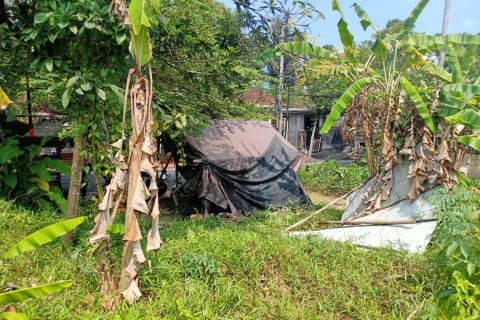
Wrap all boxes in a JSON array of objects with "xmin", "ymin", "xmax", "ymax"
[
  {"xmin": 428, "ymin": 181, "xmax": 480, "ymax": 319},
  {"xmin": 0, "ymin": 137, "xmax": 69, "ymax": 210},
  {"xmin": 129, "ymin": 0, "xmax": 159, "ymax": 67},
  {"xmin": 297, "ymin": 159, "xmax": 370, "ymax": 196},
  {"xmin": 399, "ymin": 76, "xmax": 435, "ymax": 133},
  {"xmin": 351, "ymin": 3, "xmax": 375, "ymax": 31},
  {"xmin": 0, "ymin": 312, "xmax": 28, "ymax": 320},
  {"xmin": 320, "ymin": 77, "xmax": 376, "ymax": 134},
  {"xmin": 0, "ymin": 205, "xmax": 85, "ymax": 313},
  {"xmin": 151, "ymin": 0, "xmax": 267, "ymax": 125},
  {"xmin": 0, "ymin": 281, "xmax": 73, "ymax": 305},
  {"xmin": 4, "ymin": 217, "xmax": 86, "ymax": 258},
  {"xmin": 0, "ymin": 198, "xmax": 432, "ymax": 319}
]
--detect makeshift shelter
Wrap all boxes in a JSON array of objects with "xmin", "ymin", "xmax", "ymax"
[{"xmin": 174, "ymin": 120, "xmax": 309, "ymax": 216}]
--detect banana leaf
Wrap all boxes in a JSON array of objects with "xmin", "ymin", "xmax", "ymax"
[
  {"xmin": 0, "ymin": 312, "xmax": 28, "ymax": 320},
  {"xmin": 280, "ymin": 42, "xmax": 338, "ymax": 60},
  {"xmin": 458, "ymin": 44, "xmax": 479, "ymax": 78},
  {"xmin": 446, "ymin": 50, "xmax": 462, "ymax": 83},
  {"xmin": 107, "ymin": 223, "xmax": 125, "ymax": 235},
  {"xmin": 400, "ymin": 76, "xmax": 436, "ymax": 133},
  {"xmin": 456, "ymin": 135, "xmax": 480, "ymax": 151},
  {"xmin": 254, "ymin": 47, "xmax": 278, "ymax": 64},
  {"xmin": 351, "ymin": 3, "xmax": 375, "ymax": 31},
  {"xmin": 420, "ymin": 61, "xmax": 452, "ymax": 83},
  {"xmin": 331, "ymin": 0, "xmax": 356, "ymax": 63},
  {"xmin": 446, "ymin": 109, "xmax": 480, "ymax": 130},
  {"xmin": 320, "ymin": 77, "xmax": 376, "ymax": 134},
  {"xmin": 131, "ymin": 26, "xmax": 152, "ymax": 67},
  {"xmin": 403, "ymin": 34, "xmax": 480, "ymax": 49},
  {"xmin": 331, "ymin": 0, "xmax": 344, "ymax": 17},
  {"xmin": 440, "ymin": 84, "xmax": 480, "ymax": 99},
  {"xmin": 403, "ymin": 0, "xmax": 430, "ymax": 32},
  {"xmin": 0, "ymin": 281, "xmax": 72, "ymax": 304},
  {"xmin": 4, "ymin": 217, "xmax": 86, "ymax": 258}
]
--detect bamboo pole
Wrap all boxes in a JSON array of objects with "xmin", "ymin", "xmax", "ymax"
[
  {"xmin": 313, "ymin": 218, "xmax": 437, "ymax": 226},
  {"xmin": 284, "ymin": 184, "xmax": 363, "ymax": 232}
]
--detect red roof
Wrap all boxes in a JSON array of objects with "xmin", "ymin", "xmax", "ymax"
[{"xmin": 241, "ymin": 87, "xmax": 276, "ymax": 106}]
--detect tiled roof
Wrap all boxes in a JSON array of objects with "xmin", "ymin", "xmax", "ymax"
[{"xmin": 241, "ymin": 87, "xmax": 276, "ymax": 106}]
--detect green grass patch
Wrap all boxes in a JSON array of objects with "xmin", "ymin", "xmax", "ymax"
[
  {"xmin": 0, "ymin": 200, "xmax": 435, "ymax": 319},
  {"xmin": 298, "ymin": 159, "xmax": 370, "ymax": 196}
]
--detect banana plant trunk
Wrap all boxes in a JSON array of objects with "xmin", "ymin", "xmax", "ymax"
[
  {"xmin": 276, "ymin": 25, "xmax": 285, "ymax": 135},
  {"xmin": 62, "ymin": 134, "xmax": 86, "ymax": 245},
  {"xmin": 362, "ymin": 119, "xmax": 376, "ymax": 176}
]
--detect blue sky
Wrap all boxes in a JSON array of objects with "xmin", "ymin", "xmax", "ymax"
[{"xmin": 219, "ymin": 0, "xmax": 480, "ymax": 49}]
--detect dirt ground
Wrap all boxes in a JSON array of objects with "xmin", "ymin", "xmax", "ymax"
[{"xmin": 307, "ymin": 189, "xmax": 346, "ymax": 210}]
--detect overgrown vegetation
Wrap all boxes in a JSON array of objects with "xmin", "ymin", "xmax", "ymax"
[
  {"xmin": 297, "ymin": 159, "xmax": 370, "ymax": 196},
  {"xmin": 424, "ymin": 178, "xmax": 480, "ymax": 319},
  {"xmin": 0, "ymin": 199, "xmax": 435, "ymax": 319},
  {"xmin": 0, "ymin": 137, "xmax": 70, "ymax": 210}
]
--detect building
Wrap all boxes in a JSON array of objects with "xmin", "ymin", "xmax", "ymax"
[{"xmin": 240, "ymin": 87, "xmax": 318, "ymax": 150}]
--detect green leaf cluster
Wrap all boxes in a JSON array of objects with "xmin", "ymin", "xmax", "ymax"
[
  {"xmin": 429, "ymin": 182, "xmax": 480, "ymax": 318},
  {"xmin": 0, "ymin": 137, "xmax": 69, "ymax": 210}
]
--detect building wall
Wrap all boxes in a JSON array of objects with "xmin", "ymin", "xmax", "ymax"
[
  {"xmin": 286, "ymin": 113, "xmax": 304, "ymax": 148},
  {"xmin": 33, "ymin": 115, "xmax": 61, "ymax": 136},
  {"xmin": 465, "ymin": 152, "xmax": 480, "ymax": 179}
]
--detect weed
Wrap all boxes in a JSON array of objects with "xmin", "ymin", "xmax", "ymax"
[
  {"xmin": 423, "ymin": 179, "xmax": 480, "ymax": 319},
  {"xmin": 298, "ymin": 159, "xmax": 369, "ymax": 196},
  {"xmin": 0, "ymin": 199, "xmax": 434, "ymax": 319}
]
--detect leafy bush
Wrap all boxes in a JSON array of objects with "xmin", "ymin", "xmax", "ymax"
[
  {"xmin": 297, "ymin": 159, "xmax": 370, "ymax": 195},
  {"xmin": 0, "ymin": 137, "xmax": 70, "ymax": 210},
  {"xmin": 427, "ymin": 179, "xmax": 480, "ymax": 319}
]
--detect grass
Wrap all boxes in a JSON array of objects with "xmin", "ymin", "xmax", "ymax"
[
  {"xmin": 297, "ymin": 159, "xmax": 370, "ymax": 196},
  {"xmin": 0, "ymin": 198, "xmax": 436, "ymax": 319}
]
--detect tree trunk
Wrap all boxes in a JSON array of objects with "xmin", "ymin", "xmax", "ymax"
[
  {"xmin": 275, "ymin": 25, "xmax": 285, "ymax": 135},
  {"xmin": 0, "ymin": 0, "xmax": 8, "ymax": 25},
  {"xmin": 438, "ymin": 0, "xmax": 451, "ymax": 67},
  {"xmin": 362, "ymin": 119, "xmax": 375, "ymax": 176},
  {"xmin": 363, "ymin": 128, "xmax": 375, "ymax": 176},
  {"xmin": 93, "ymin": 169, "xmax": 104, "ymax": 202},
  {"xmin": 62, "ymin": 134, "xmax": 86, "ymax": 245},
  {"xmin": 308, "ymin": 117, "xmax": 318, "ymax": 158}
]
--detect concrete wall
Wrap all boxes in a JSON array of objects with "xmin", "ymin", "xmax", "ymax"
[
  {"xmin": 33, "ymin": 116, "xmax": 61, "ymax": 136},
  {"xmin": 286, "ymin": 113, "xmax": 304, "ymax": 148},
  {"xmin": 465, "ymin": 152, "xmax": 480, "ymax": 179}
]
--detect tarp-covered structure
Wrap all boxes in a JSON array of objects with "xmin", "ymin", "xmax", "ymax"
[{"xmin": 175, "ymin": 120, "xmax": 309, "ymax": 216}]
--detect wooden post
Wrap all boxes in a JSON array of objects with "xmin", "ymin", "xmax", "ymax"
[
  {"xmin": 308, "ymin": 116, "xmax": 318, "ymax": 158},
  {"xmin": 284, "ymin": 184, "xmax": 363, "ymax": 232}
]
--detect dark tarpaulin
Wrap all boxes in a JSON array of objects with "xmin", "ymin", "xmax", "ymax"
[{"xmin": 178, "ymin": 120, "xmax": 309, "ymax": 215}]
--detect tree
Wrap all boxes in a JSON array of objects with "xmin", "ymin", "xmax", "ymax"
[
  {"xmin": 0, "ymin": 0, "xmax": 130, "ymax": 237},
  {"xmin": 438, "ymin": 0, "xmax": 451, "ymax": 67},
  {"xmin": 235, "ymin": 0, "xmax": 322, "ymax": 135}
]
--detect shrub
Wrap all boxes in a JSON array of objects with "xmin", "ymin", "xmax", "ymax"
[
  {"xmin": 0, "ymin": 137, "xmax": 70, "ymax": 210},
  {"xmin": 427, "ymin": 178, "xmax": 480, "ymax": 319},
  {"xmin": 297, "ymin": 159, "xmax": 370, "ymax": 195}
]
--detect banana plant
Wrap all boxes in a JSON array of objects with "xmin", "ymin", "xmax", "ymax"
[
  {"xmin": 1, "ymin": 217, "xmax": 86, "ymax": 318},
  {"xmin": 257, "ymin": 0, "xmax": 480, "ymax": 160},
  {"xmin": 257, "ymin": 0, "xmax": 434, "ymax": 174},
  {"xmin": 402, "ymin": 37, "xmax": 480, "ymax": 150}
]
